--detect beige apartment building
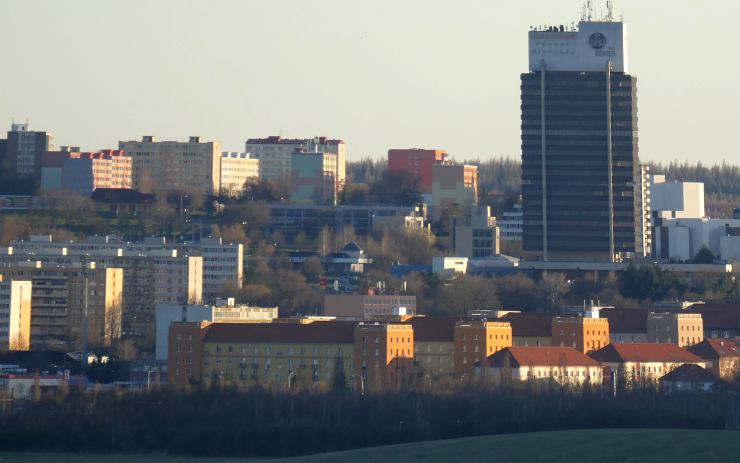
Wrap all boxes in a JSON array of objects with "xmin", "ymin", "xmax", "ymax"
[
  {"xmin": 431, "ymin": 163, "xmax": 478, "ymax": 221},
  {"xmin": 0, "ymin": 277, "xmax": 32, "ymax": 351},
  {"xmin": 646, "ymin": 312, "xmax": 704, "ymax": 347},
  {"xmin": 220, "ymin": 152, "xmax": 259, "ymax": 197},
  {"xmin": 246, "ymin": 136, "xmax": 346, "ymax": 191},
  {"xmin": 119, "ymin": 136, "xmax": 221, "ymax": 195},
  {"xmin": 0, "ymin": 262, "xmax": 123, "ymax": 350}
]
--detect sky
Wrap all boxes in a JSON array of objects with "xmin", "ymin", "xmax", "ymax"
[{"xmin": 0, "ymin": 0, "xmax": 738, "ymax": 164}]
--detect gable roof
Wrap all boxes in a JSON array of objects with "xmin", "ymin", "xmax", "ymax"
[
  {"xmin": 688, "ymin": 339, "xmax": 740, "ymax": 359},
  {"xmin": 498, "ymin": 312, "xmax": 552, "ymax": 338},
  {"xmin": 589, "ymin": 343, "xmax": 704, "ymax": 364},
  {"xmin": 659, "ymin": 363, "xmax": 719, "ymax": 383},
  {"xmin": 600, "ymin": 308, "xmax": 649, "ymax": 334},
  {"xmin": 341, "ymin": 241, "xmax": 363, "ymax": 253},
  {"xmin": 407, "ymin": 316, "xmax": 457, "ymax": 342},
  {"xmin": 684, "ymin": 304, "xmax": 740, "ymax": 331},
  {"xmin": 488, "ymin": 347, "xmax": 599, "ymax": 368},
  {"xmin": 202, "ymin": 321, "xmax": 356, "ymax": 345}
]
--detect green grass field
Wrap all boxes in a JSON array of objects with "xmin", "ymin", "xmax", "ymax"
[{"xmin": 0, "ymin": 429, "xmax": 738, "ymax": 463}]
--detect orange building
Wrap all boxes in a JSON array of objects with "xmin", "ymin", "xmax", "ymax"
[
  {"xmin": 387, "ymin": 148, "xmax": 448, "ymax": 192},
  {"xmin": 454, "ymin": 321, "xmax": 512, "ymax": 378},
  {"xmin": 354, "ymin": 323, "xmax": 414, "ymax": 392},
  {"xmin": 551, "ymin": 315, "xmax": 610, "ymax": 354},
  {"xmin": 168, "ymin": 321, "xmax": 208, "ymax": 386}
]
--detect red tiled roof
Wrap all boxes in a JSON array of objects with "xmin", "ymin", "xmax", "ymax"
[
  {"xmin": 488, "ymin": 347, "xmax": 599, "ymax": 368},
  {"xmin": 589, "ymin": 343, "xmax": 704, "ymax": 364},
  {"xmin": 202, "ymin": 322, "xmax": 356, "ymax": 345},
  {"xmin": 659, "ymin": 364, "xmax": 719, "ymax": 383},
  {"xmin": 688, "ymin": 339, "xmax": 740, "ymax": 359},
  {"xmin": 406, "ymin": 316, "xmax": 456, "ymax": 342},
  {"xmin": 684, "ymin": 304, "xmax": 740, "ymax": 330},
  {"xmin": 600, "ymin": 308, "xmax": 649, "ymax": 334},
  {"xmin": 498, "ymin": 312, "xmax": 552, "ymax": 338}
]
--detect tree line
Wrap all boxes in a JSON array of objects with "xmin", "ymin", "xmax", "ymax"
[{"xmin": 0, "ymin": 384, "xmax": 735, "ymax": 457}]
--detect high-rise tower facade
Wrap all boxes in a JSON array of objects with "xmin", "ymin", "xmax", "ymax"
[{"xmin": 521, "ymin": 16, "xmax": 641, "ymax": 261}]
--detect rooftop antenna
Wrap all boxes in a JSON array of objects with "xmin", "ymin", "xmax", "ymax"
[
  {"xmin": 587, "ymin": 0, "xmax": 593, "ymax": 21},
  {"xmin": 605, "ymin": 0, "xmax": 614, "ymax": 21}
]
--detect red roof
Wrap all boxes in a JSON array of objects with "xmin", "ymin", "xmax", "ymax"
[
  {"xmin": 600, "ymin": 308, "xmax": 649, "ymax": 334},
  {"xmin": 488, "ymin": 347, "xmax": 599, "ymax": 368},
  {"xmin": 498, "ymin": 312, "xmax": 552, "ymax": 338},
  {"xmin": 589, "ymin": 343, "xmax": 704, "ymax": 364},
  {"xmin": 688, "ymin": 339, "xmax": 740, "ymax": 359},
  {"xmin": 202, "ymin": 321, "xmax": 356, "ymax": 344}
]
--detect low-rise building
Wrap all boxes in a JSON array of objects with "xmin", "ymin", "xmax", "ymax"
[
  {"xmin": 687, "ymin": 339, "xmax": 740, "ymax": 379},
  {"xmin": 483, "ymin": 346, "xmax": 602, "ymax": 386},
  {"xmin": 0, "ymin": 277, "xmax": 32, "ymax": 351},
  {"xmin": 551, "ymin": 308, "xmax": 610, "ymax": 354},
  {"xmin": 355, "ymin": 323, "xmax": 414, "ymax": 391},
  {"xmin": 646, "ymin": 312, "xmax": 703, "ymax": 347},
  {"xmin": 499, "ymin": 312, "xmax": 553, "ymax": 347},
  {"xmin": 432, "ymin": 256, "xmax": 468, "ymax": 277},
  {"xmin": 600, "ymin": 308, "xmax": 649, "ymax": 344},
  {"xmin": 684, "ymin": 303, "xmax": 740, "ymax": 340},
  {"xmin": 589, "ymin": 343, "xmax": 705, "ymax": 386},
  {"xmin": 659, "ymin": 364, "xmax": 720, "ymax": 393},
  {"xmin": 454, "ymin": 321, "xmax": 512, "ymax": 378},
  {"xmin": 323, "ymin": 293, "xmax": 416, "ymax": 320},
  {"xmin": 155, "ymin": 300, "xmax": 278, "ymax": 360}
]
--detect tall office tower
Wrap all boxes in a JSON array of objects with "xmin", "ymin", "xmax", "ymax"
[
  {"xmin": 0, "ymin": 123, "xmax": 54, "ymax": 178},
  {"xmin": 118, "ymin": 136, "xmax": 221, "ymax": 196},
  {"xmin": 246, "ymin": 136, "xmax": 346, "ymax": 191},
  {"xmin": 521, "ymin": 12, "xmax": 640, "ymax": 262}
]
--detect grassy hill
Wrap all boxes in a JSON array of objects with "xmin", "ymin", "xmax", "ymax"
[{"xmin": 0, "ymin": 429, "xmax": 738, "ymax": 463}]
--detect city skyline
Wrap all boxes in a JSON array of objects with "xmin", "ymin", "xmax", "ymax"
[{"xmin": 1, "ymin": 0, "xmax": 738, "ymax": 164}]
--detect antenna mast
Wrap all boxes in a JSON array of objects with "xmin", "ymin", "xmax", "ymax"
[{"xmin": 605, "ymin": 0, "xmax": 614, "ymax": 21}]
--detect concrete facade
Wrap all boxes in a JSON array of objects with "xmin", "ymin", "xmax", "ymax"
[
  {"xmin": 119, "ymin": 136, "xmax": 221, "ymax": 195},
  {"xmin": 219, "ymin": 152, "xmax": 259, "ymax": 197},
  {"xmin": 387, "ymin": 148, "xmax": 448, "ymax": 192},
  {"xmin": 40, "ymin": 150, "xmax": 132, "ymax": 196},
  {"xmin": 646, "ymin": 313, "xmax": 704, "ymax": 347},
  {"xmin": 0, "ymin": 278, "xmax": 32, "ymax": 351},
  {"xmin": 323, "ymin": 293, "xmax": 417, "ymax": 320},
  {"xmin": 431, "ymin": 163, "xmax": 478, "ymax": 221},
  {"xmin": 453, "ymin": 206, "xmax": 499, "ymax": 258},
  {"xmin": 290, "ymin": 152, "xmax": 338, "ymax": 205},
  {"xmin": 1, "ymin": 123, "xmax": 53, "ymax": 178}
]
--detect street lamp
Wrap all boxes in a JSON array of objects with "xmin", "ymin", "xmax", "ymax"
[
  {"xmin": 349, "ymin": 373, "xmax": 365, "ymax": 396},
  {"xmin": 147, "ymin": 369, "xmax": 158, "ymax": 388},
  {"xmin": 551, "ymin": 279, "xmax": 573, "ymax": 308},
  {"xmin": 287, "ymin": 371, "xmax": 296, "ymax": 391}
]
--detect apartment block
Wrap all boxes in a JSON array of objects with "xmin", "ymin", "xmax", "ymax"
[
  {"xmin": 291, "ymin": 151, "xmax": 339, "ymax": 206},
  {"xmin": 485, "ymin": 347, "xmax": 602, "ymax": 386},
  {"xmin": 156, "ymin": 300, "xmax": 278, "ymax": 361},
  {"xmin": 0, "ymin": 277, "xmax": 32, "ymax": 351},
  {"xmin": 551, "ymin": 312, "xmax": 610, "ymax": 354},
  {"xmin": 431, "ymin": 163, "xmax": 478, "ymax": 221},
  {"xmin": 387, "ymin": 148, "xmax": 448, "ymax": 192},
  {"xmin": 246, "ymin": 136, "xmax": 345, "ymax": 190},
  {"xmin": 323, "ymin": 293, "xmax": 416, "ymax": 320},
  {"xmin": 6, "ymin": 234, "xmax": 241, "ymax": 303},
  {"xmin": 354, "ymin": 323, "xmax": 414, "ymax": 391},
  {"xmin": 453, "ymin": 206, "xmax": 499, "ymax": 258},
  {"xmin": 0, "ymin": 262, "xmax": 123, "ymax": 350},
  {"xmin": 454, "ymin": 321, "xmax": 512, "ymax": 378},
  {"xmin": 646, "ymin": 312, "xmax": 703, "ymax": 347},
  {"xmin": 41, "ymin": 149, "xmax": 132, "ymax": 195},
  {"xmin": 0, "ymin": 123, "xmax": 53, "ymax": 178},
  {"xmin": 220, "ymin": 152, "xmax": 259, "ymax": 197},
  {"xmin": 118, "ymin": 136, "xmax": 221, "ymax": 195}
]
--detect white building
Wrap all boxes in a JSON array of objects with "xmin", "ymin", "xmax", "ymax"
[
  {"xmin": 7, "ymin": 235, "xmax": 243, "ymax": 302},
  {"xmin": 498, "ymin": 204, "xmax": 522, "ymax": 241},
  {"xmin": 0, "ymin": 278, "xmax": 32, "ymax": 351},
  {"xmin": 246, "ymin": 136, "xmax": 345, "ymax": 190},
  {"xmin": 432, "ymin": 256, "xmax": 468, "ymax": 276},
  {"xmin": 653, "ymin": 218, "xmax": 740, "ymax": 262},
  {"xmin": 220, "ymin": 152, "xmax": 259, "ymax": 197},
  {"xmin": 651, "ymin": 175, "xmax": 705, "ymax": 220},
  {"xmin": 155, "ymin": 300, "xmax": 277, "ymax": 360}
]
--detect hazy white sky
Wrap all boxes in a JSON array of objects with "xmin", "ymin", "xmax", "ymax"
[{"xmin": 1, "ymin": 0, "xmax": 738, "ymax": 164}]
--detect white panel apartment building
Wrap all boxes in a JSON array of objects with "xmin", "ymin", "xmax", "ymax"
[
  {"xmin": 245, "ymin": 136, "xmax": 346, "ymax": 190},
  {"xmin": 119, "ymin": 136, "xmax": 221, "ymax": 196},
  {"xmin": 0, "ymin": 278, "xmax": 32, "ymax": 351},
  {"xmin": 220, "ymin": 152, "xmax": 259, "ymax": 197},
  {"xmin": 4, "ymin": 235, "xmax": 243, "ymax": 304}
]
